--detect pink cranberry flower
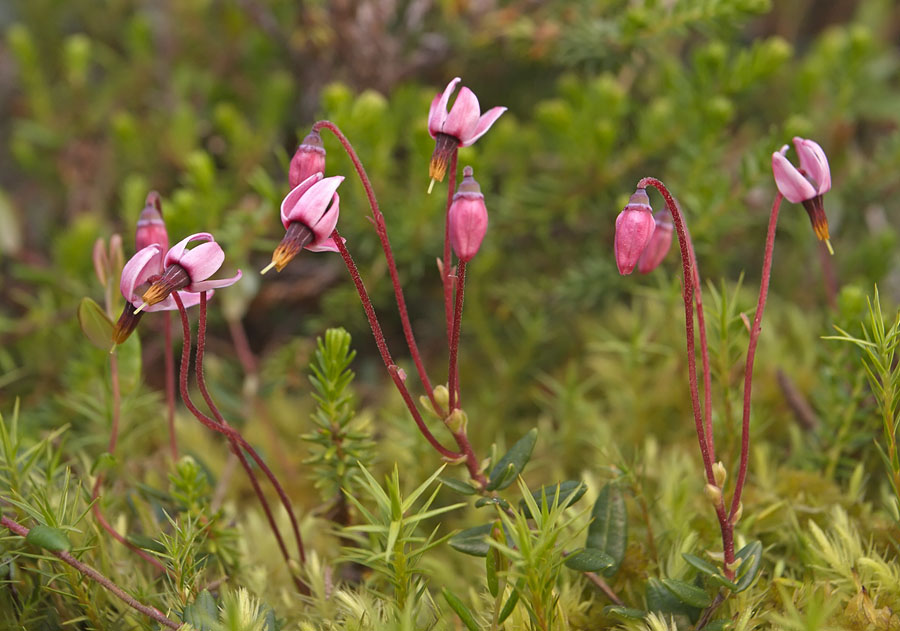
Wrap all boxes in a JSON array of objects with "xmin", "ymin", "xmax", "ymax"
[
  {"xmin": 112, "ymin": 243, "xmax": 205, "ymax": 344},
  {"xmin": 637, "ymin": 209, "xmax": 674, "ymax": 274},
  {"xmin": 448, "ymin": 166, "xmax": 488, "ymax": 262},
  {"xmin": 771, "ymin": 136, "xmax": 832, "ymax": 251},
  {"xmin": 289, "ymin": 130, "xmax": 326, "ymax": 188},
  {"xmin": 263, "ymin": 173, "xmax": 344, "ymax": 273},
  {"xmin": 614, "ymin": 189, "xmax": 656, "ymax": 275},
  {"xmin": 139, "ymin": 233, "xmax": 242, "ymax": 309},
  {"xmin": 427, "ymin": 77, "xmax": 506, "ymax": 186}
]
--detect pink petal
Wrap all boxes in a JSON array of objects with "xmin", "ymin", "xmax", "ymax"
[
  {"xmin": 308, "ymin": 193, "xmax": 341, "ymax": 246},
  {"xmin": 165, "ymin": 233, "xmax": 214, "ymax": 268},
  {"xmin": 120, "ymin": 245, "xmax": 163, "ymax": 302},
  {"xmin": 188, "ymin": 269, "xmax": 242, "ymax": 292},
  {"xmin": 280, "ymin": 172, "xmax": 324, "ymax": 228},
  {"xmin": 144, "ymin": 290, "xmax": 210, "ymax": 312},
  {"xmin": 461, "ymin": 106, "xmax": 507, "ymax": 147},
  {"xmin": 428, "ymin": 77, "xmax": 460, "ymax": 138},
  {"xmin": 307, "ymin": 236, "xmax": 344, "ymax": 253},
  {"xmin": 793, "ymin": 137, "xmax": 831, "ymax": 195},
  {"xmin": 443, "ymin": 86, "xmax": 481, "ymax": 142},
  {"xmin": 771, "ymin": 152, "xmax": 816, "ymax": 203},
  {"xmin": 177, "ymin": 241, "xmax": 225, "ymax": 282}
]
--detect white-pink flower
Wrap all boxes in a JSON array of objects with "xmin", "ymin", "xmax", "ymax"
[
  {"xmin": 771, "ymin": 136, "xmax": 832, "ymax": 246},
  {"xmin": 427, "ymin": 77, "xmax": 506, "ymax": 184},
  {"xmin": 264, "ymin": 173, "xmax": 345, "ymax": 273}
]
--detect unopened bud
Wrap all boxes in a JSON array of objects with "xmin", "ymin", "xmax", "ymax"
[
  {"xmin": 731, "ymin": 502, "xmax": 743, "ymax": 525},
  {"xmin": 704, "ymin": 484, "xmax": 722, "ymax": 506},
  {"xmin": 637, "ymin": 209, "xmax": 673, "ymax": 274},
  {"xmin": 92, "ymin": 238, "xmax": 108, "ymax": 287},
  {"xmin": 445, "ymin": 408, "xmax": 469, "ymax": 434},
  {"xmin": 135, "ymin": 192, "xmax": 169, "ymax": 252},
  {"xmin": 713, "ymin": 462, "xmax": 727, "ymax": 488},
  {"xmin": 289, "ymin": 131, "xmax": 326, "ymax": 188},
  {"xmin": 614, "ymin": 188, "xmax": 655, "ymax": 275},
  {"xmin": 448, "ymin": 166, "xmax": 488, "ymax": 262}
]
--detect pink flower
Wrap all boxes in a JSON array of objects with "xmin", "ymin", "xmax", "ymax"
[
  {"xmin": 448, "ymin": 166, "xmax": 488, "ymax": 262},
  {"xmin": 263, "ymin": 173, "xmax": 344, "ymax": 273},
  {"xmin": 771, "ymin": 137, "xmax": 832, "ymax": 248},
  {"xmin": 140, "ymin": 233, "xmax": 242, "ymax": 308},
  {"xmin": 288, "ymin": 131, "xmax": 326, "ymax": 188},
  {"xmin": 637, "ymin": 209, "xmax": 674, "ymax": 274},
  {"xmin": 614, "ymin": 189, "xmax": 656, "ymax": 275},
  {"xmin": 135, "ymin": 191, "xmax": 169, "ymax": 252},
  {"xmin": 427, "ymin": 77, "xmax": 506, "ymax": 184}
]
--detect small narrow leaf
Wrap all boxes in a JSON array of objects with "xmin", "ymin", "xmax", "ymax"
[
  {"xmin": 519, "ymin": 480, "xmax": 586, "ymax": 518},
  {"xmin": 497, "ymin": 589, "xmax": 520, "ymax": 623},
  {"xmin": 486, "ymin": 428, "xmax": 537, "ymax": 491},
  {"xmin": 586, "ymin": 482, "xmax": 628, "ymax": 576},
  {"xmin": 439, "ymin": 476, "xmax": 477, "ymax": 495},
  {"xmin": 565, "ymin": 548, "xmax": 616, "ymax": 572},
  {"xmin": 126, "ymin": 534, "xmax": 166, "ymax": 553},
  {"xmin": 78, "ymin": 297, "xmax": 114, "ymax": 350},
  {"xmin": 733, "ymin": 540, "xmax": 763, "ymax": 592},
  {"xmin": 603, "ymin": 606, "xmax": 647, "ymax": 620},
  {"xmin": 646, "ymin": 578, "xmax": 697, "ymax": 618},
  {"xmin": 661, "ymin": 578, "xmax": 712, "ymax": 608},
  {"xmin": 442, "ymin": 588, "xmax": 479, "ymax": 631},
  {"xmin": 25, "ymin": 525, "xmax": 71, "ymax": 553},
  {"xmin": 449, "ymin": 524, "xmax": 493, "ymax": 557}
]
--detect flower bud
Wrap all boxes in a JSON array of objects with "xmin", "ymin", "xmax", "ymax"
[
  {"xmin": 731, "ymin": 502, "xmax": 743, "ymax": 525},
  {"xmin": 93, "ymin": 238, "xmax": 109, "ymax": 287},
  {"xmin": 433, "ymin": 385, "xmax": 450, "ymax": 411},
  {"xmin": 713, "ymin": 461, "xmax": 727, "ymax": 488},
  {"xmin": 614, "ymin": 189, "xmax": 656, "ymax": 275},
  {"xmin": 135, "ymin": 191, "xmax": 169, "ymax": 252},
  {"xmin": 448, "ymin": 166, "xmax": 488, "ymax": 262},
  {"xmin": 289, "ymin": 131, "xmax": 326, "ymax": 188},
  {"xmin": 704, "ymin": 483, "xmax": 722, "ymax": 506},
  {"xmin": 636, "ymin": 209, "xmax": 673, "ymax": 274},
  {"xmin": 446, "ymin": 408, "xmax": 469, "ymax": 434}
]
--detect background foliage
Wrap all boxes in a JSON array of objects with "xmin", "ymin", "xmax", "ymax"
[{"xmin": 2, "ymin": 0, "xmax": 900, "ymax": 629}]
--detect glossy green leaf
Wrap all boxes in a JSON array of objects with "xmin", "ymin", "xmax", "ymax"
[
  {"xmin": 486, "ymin": 428, "xmax": 537, "ymax": 491},
  {"xmin": 564, "ymin": 547, "xmax": 615, "ymax": 572},
  {"xmin": 662, "ymin": 578, "xmax": 712, "ymax": 608},
  {"xmin": 449, "ymin": 523, "xmax": 493, "ymax": 557},
  {"xmin": 603, "ymin": 606, "xmax": 646, "ymax": 620},
  {"xmin": 182, "ymin": 590, "xmax": 218, "ymax": 630},
  {"xmin": 77, "ymin": 297, "xmax": 114, "ymax": 350},
  {"xmin": 586, "ymin": 482, "xmax": 627, "ymax": 576},
  {"xmin": 682, "ymin": 553, "xmax": 719, "ymax": 576},
  {"xmin": 442, "ymin": 588, "xmax": 479, "ymax": 631},
  {"xmin": 519, "ymin": 480, "xmax": 586, "ymax": 518},
  {"xmin": 474, "ymin": 496, "xmax": 510, "ymax": 510},
  {"xmin": 646, "ymin": 578, "xmax": 697, "ymax": 618},
  {"xmin": 439, "ymin": 476, "xmax": 477, "ymax": 495},
  {"xmin": 25, "ymin": 525, "xmax": 71, "ymax": 553},
  {"xmin": 734, "ymin": 540, "xmax": 763, "ymax": 592},
  {"xmin": 498, "ymin": 588, "xmax": 520, "ymax": 623}
]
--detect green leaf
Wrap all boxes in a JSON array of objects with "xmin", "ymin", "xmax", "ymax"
[
  {"xmin": 733, "ymin": 540, "xmax": 763, "ymax": 592},
  {"xmin": 519, "ymin": 480, "xmax": 586, "ymax": 518},
  {"xmin": 486, "ymin": 523, "xmax": 501, "ymax": 597},
  {"xmin": 449, "ymin": 524, "xmax": 493, "ymax": 557},
  {"xmin": 126, "ymin": 533, "xmax": 166, "ymax": 554},
  {"xmin": 474, "ymin": 496, "xmax": 510, "ymax": 510},
  {"xmin": 703, "ymin": 621, "xmax": 729, "ymax": 631},
  {"xmin": 603, "ymin": 606, "xmax": 646, "ymax": 620},
  {"xmin": 486, "ymin": 428, "xmax": 537, "ymax": 491},
  {"xmin": 90, "ymin": 452, "xmax": 116, "ymax": 475},
  {"xmin": 497, "ymin": 588, "xmax": 520, "ymax": 623},
  {"xmin": 182, "ymin": 590, "xmax": 218, "ymax": 630},
  {"xmin": 442, "ymin": 588, "xmax": 479, "ymax": 631},
  {"xmin": 682, "ymin": 553, "xmax": 719, "ymax": 576},
  {"xmin": 661, "ymin": 578, "xmax": 712, "ymax": 608},
  {"xmin": 586, "ymin": 482, "xmax": 627, "ymax": 576},
  {"xmin": 77, "ymin": 297, "xmax": 114, "ymax": 350},
  {"xmin": 439, "ymin": 476, "xmax": 477, "ymax": 495},
  {"xmin": 646, "ymin": 578, "xmax": 697, "ymax": 618},
  {"xmin": 25, "ymin": 525, "xmax": 71, "ymax": 553},
  {"xmin": 564, "ymin": 547, "xmax": 615, "ymax": 572}
]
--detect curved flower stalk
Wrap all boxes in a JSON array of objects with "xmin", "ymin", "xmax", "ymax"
[{"xmin": 427, "ymin": 77, "xmax": 506, "ymax": 190}]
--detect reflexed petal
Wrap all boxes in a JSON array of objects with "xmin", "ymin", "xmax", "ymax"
[
  {"xmin": 461, "ymin": 106, "xmax": 508, "ymax": 147},
  {"xmin": 771, "ymin": 152, "xmax": 816, "ymax": 203},
  {"xmin": 280, "ymin": 172, "xmax": 325, "ymax": 228},
  {"xmin": 165, "ymin": 233, "xmax": 214, "ymax": 267},
  {"xmin": 178, "ymin": 241, "xmax": 225, "ymax": 282},
  {"xmin": 443, "ymin": 86, "xmax": 481, "ymax": 142},
  {"xmin": 793, "ymin": 137, "xmax": 831, "ymax": 194},
  {"xmin": 188, "ymin": 270, "xmax": 243, "ymax": 292},
  {"xmin": 309, "ymin": 192, "xmax": 341, "ymax": 246},
  {"xmin": 120, "ymin": 245, "xmax": 163, "ymax": 302},
  {"xmin": 428, "ymin": 77, "xmax": 460, "ymax": 137},
  {"xmin": 307, "ymin": 236, "xmax": 343, "ymax": 253},
  {"xmin": 145, "ymin": 290, "xmax": 210, "ymax": 312},
  {"xmin": 285, "ymin": 176, "xmax": 344, "ymax": 228}
]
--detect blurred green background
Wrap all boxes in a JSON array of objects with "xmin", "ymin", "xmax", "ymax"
[{"xmin": 3, "ymin": 0, "xmax": 900, "ymax": 627}]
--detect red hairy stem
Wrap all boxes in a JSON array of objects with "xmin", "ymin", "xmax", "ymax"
[
  {"xmin": 312, "ymin": 120, "xmax": 443, "ymax": 416},
  {"xmin": 443, "ymin": 151, "xmax": 459, "ymax": 345},
  {"xmin": 637, "ymin": 177, "xmax": 734, "ymax": 576},
  {"xmin": 730, "ymin": 193, "xmax": 783, "ymax": 520},
  {"xmin": 448, "ymin": 261, "xmax": 466, "ymax": 411},
  {"xmin": 164, "ymin": 314, "xmax": 177, "ymax": 460},
  {"xmin": 91, "ymin": 353, "xmax": 168, "ymax": 572},
  {"xmin": 172, "ymin": 294, "xmax": 308, "ymax": 592},
  {"xmin": 331, "ymin": 229, "xmax": 462, "ymax": 460},
  {"xmin": 1, "ymin": 515, "xmax": 179, "ymax": 629},
  {"xmin": 687, "ymin": 237, "xmax": 715, "ymax": 458}
]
